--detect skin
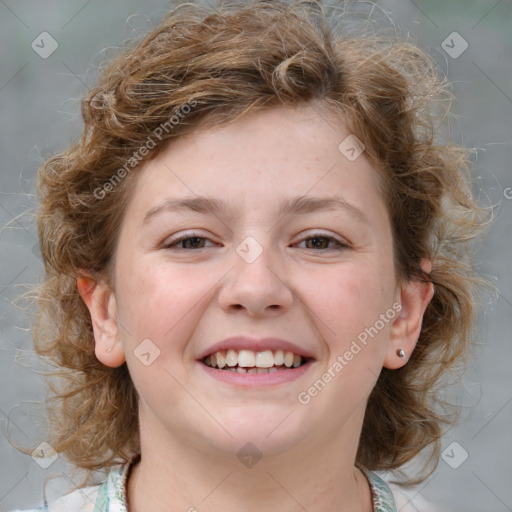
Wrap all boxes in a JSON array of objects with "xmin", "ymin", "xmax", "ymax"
[{"xmin": 78, "ymin": 103, "xmax": 433, "ymax": 512}]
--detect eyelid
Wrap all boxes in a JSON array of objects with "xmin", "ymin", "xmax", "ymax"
[
  {"xmin": 162, "ymin": 231, "xmax": 217, "ymax": 249},
  {"xmin": 161, "ymin": 230, "xmax": 351, "ymax": 250},
  {"xmin": 294, "ymin": 231, "xmax": 350, "ymax": 250},
  {"xmin": 296, "ymin": 229, "xmax": 350, "ymax": 244}
]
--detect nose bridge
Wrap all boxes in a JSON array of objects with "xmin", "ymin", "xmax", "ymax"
[{"xmin": 219, "ymin": 234, "xmax": 293, "ymax": 314}]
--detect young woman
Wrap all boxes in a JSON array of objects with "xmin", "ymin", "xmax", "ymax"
[{"xmin": 14, "ymin": 1, "xmax": 484, "ymax": 510}]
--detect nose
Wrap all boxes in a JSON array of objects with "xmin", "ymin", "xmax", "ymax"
[{"xmin": 217, "ymin": 242, "xmax": 294, "ymax": 317}]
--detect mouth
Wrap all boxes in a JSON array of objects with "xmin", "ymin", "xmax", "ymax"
[{"xmin": 201, "ymin": 349, "xmax": 310, "ymax": 374}]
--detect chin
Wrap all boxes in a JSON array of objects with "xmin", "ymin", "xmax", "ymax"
[{"xmin": 199, "ymin": 411, "xmax": 311, "ymax": 460}]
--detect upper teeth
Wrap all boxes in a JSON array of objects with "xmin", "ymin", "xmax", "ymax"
[{"xmin": 204, "ymin": 349, "xmax": 303, "ymax": 369}]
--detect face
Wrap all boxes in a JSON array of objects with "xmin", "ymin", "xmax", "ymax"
[{"xmin": 83, "ymin": 104, "xmax": 429, "ymax": 460}]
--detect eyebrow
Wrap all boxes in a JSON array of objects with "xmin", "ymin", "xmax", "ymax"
[{"xmin": 143, "ymin": 194, "xmax": 369, "ymax": 225}]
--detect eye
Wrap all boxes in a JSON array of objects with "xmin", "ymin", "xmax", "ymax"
[
  {"xmin": 163, "ymin": 233, "xmax": 216, "ymax": 250},
  {"xmin": 296, "ymin": 233, "xmax": 349, "ymax": 251},
  {"xmin": 162, "ymin": 232, "xmax": 348, "ymax": 251}
]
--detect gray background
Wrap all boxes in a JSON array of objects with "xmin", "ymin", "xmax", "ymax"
[{"xmin": 0, "ymin": 1, "xmax": 511, "ymax": 511}]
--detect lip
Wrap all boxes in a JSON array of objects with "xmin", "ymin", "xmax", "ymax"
[
  {"xmin": 199, "ymin": 358, "xmax": 315, "ymax": 386},
  {"xmin": 196, "ymin": 336, "xmax": 315, "ymax": 361}
]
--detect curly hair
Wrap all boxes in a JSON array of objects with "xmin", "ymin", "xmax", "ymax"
[{"xmin": 29, "ymin": 0, "xmax": 485, "ymax": 486}]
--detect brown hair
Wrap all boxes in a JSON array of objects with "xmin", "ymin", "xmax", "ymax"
[{"xmin": 30, "ymin": 0, "xmax": 485, "ymax": 485}]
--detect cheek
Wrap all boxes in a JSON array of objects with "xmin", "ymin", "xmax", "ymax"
[
  {"xmin": 113, "ymin": 257, "xmax": 209, "ymax": 348},
  {"xmin": 112, "ymin": 260, "xmax": 212, "ymax": 406},
  {"xmin": 296, "ymin": 264, "xmax": 396, "ymax": 416},
  {"xmin": 300, "ymin": 262, "xmax": 395, "ymax": 341}
]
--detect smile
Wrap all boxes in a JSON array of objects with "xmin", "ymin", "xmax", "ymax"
[{"xmin": 202, "ymin": 349, "xmax": 308, "ymax": 373}]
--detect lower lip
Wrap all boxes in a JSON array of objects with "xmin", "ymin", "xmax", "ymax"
[{"xmin": 198, "ymin": 360, "xmax": 314, "ymax": 386}]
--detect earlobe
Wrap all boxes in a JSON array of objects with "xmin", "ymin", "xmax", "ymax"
[
  {"xmin": 383, "ymin": 262, "xmax": 434, "ymax": 370},
  {"xmin": 76, "ymin": 274, "xmax": 126, "ymax": 368}
]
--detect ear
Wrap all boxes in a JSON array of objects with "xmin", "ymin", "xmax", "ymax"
[
  {"xmin": 77, "ymin": 275, "xmax": 126, "ymax": 368},
  {"xmin": 383, "ymin": 261, "xmax": 434, "ymax": 369}
]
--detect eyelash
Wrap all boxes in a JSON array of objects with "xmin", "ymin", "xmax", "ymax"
[{"xmin": 163, "ymin": 232, "xmax": 349, "ymax": 251}]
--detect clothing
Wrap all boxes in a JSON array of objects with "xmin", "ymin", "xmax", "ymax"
[{"xmin": 11, "ymin": 456, "xmax": 427, "ymax": 512}]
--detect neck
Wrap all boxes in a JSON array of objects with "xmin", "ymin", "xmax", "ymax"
[{"xmin": 126, "ymin": 417, "xmax": 373, "ymax": 512}]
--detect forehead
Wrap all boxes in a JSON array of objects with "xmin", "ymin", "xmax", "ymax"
[{"xmin": 123, "ymin": 104, "xmax": 388, "ymax": 224}]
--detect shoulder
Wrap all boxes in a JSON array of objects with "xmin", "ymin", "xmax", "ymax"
[
  {"xmin": 8, "ymin": 484, "xmax": 100, "ymax": 512},
  {"xmin": 387, "ymin": 482, "xmax": 442, "ymax": 512},
  {"xmin": 366, "ymin": 471, "xmax": 443, "ymax": 512},
  {"xmin": 373, "ymin": 472, "xmax": 443, "ymax": 512},
  {"xmin": 8, "ymin": 456, "xmax": 135, "ymax": 512}
]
